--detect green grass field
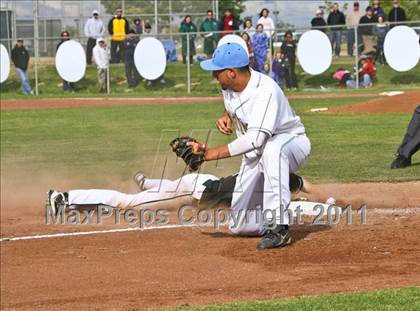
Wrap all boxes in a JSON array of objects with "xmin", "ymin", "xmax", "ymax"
[
  {"xmin": 1, "ymin": 97, "xmax": 418, "ymax": 183},
  {"xmin": 1, "ymin": 58, "xmax": 420, "ymax": 99},
  {"xmin": 169, "ymin": 287, "xmax": 420, "ymax": 311}
]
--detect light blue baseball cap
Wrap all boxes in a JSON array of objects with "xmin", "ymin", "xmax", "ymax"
[{"xmin": 200, "ymin": 42, "xmax": 249, "ymax": 71}]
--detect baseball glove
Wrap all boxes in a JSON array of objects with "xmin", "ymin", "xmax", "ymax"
[{"xmin": 170, "ymin": 136, "xmax": 205, "ymax": 171}]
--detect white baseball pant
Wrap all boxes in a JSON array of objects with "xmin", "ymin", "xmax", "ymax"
[{"xmin": 229, "ymin": 133, "xmax": 311, "ymax": 236}]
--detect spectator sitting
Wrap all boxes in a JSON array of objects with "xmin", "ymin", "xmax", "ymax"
[
  {"xmin": 84, "ymin": 10, "xmax": 105, "ymax": 65},
  {"xmin": 242, "ymin": 19, "xmax": 255, "ymax": 36},
  {"xmin": 271, "ymin": 52, "xmax": 285, "ymax": 88},
  {"xmin": 92, "ymin": 38, "xmax": 109, "ymax": 93},
  {"xmin": 133, "ymin": 17, "xmax": 143, "ymax": 34},
  {"xmin": 200, "ymin": 10, "xmax": 219, "ymax": 58},
  {"xmin": 327, "ymin": 2, "xmax": 346, "ymax": 57},
  {"xmin": 180, "ymin": 15, "xmax": 197, "ymax": 64},
  {"xmin": 142, "ymin": 23, "xmax": 166, "ymax": 86},
  {"xmin": 257, "ymin": 8, "xmax": 275, "ymax": 38},
  {"xmin": 372, "ymin": 0, "xmax": 385, "ymax": 19},
  {"xmin": 311, "ymin": 9, "xmax": 327, "ymax": 33},
  {"xmin": 388, "ymin": 0, "xmax": 406, "ymax": 28},
  {"xmin": 359, "ymin": 55, "xmax": 376, "ymax": 88},
  {"xmin": 252, "ymin": 23, "xmax": 269, "ymax": 73},
  {"xmin": 241, "ymin": 32, "xmax": 255, "ymax": 69},
  {"xmin": 124, "ymin": 29, "xmax": 141, "ymax": 87},
  {"xmin": 332, "ymin": 68, "xmax": 356, "ymax": 88},
  {"xmin": 56, "ymin": 31, "xmax": 75, "ymax": 93},
  {"xmin": 281, "ymin": 30, "xmax": 298, "ymax": 90},
  {"xmin": 11, "ymin": 38, "xmax": 33, "ymax": 95},
  {"xmin": 374, "ymin": 16, "xmax": 388, "ymax": 64},
  {"xmin": 359, "ymin": 6, "xmax": 378, "ymax": 56},
  {"xmin": 108, "ymin": 8, "xmax": 129, "ymax": 63},
  {"xmin": 219, "ymin": 8, "xmax": 239, "ymax": 37},
  {"xmin": 346, "ymin": 2, "xmax": 364, "ymax": 57}
]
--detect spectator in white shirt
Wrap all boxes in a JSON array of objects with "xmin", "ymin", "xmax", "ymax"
[
  {"xmin": 84, "ymin": 10, "xmax": 106, "ymax": 65},
  {"xmin": 257, "ymin": 8, "xmax": 275, "ymax": 38},
  {"xmin": 92, "ymin": 38, "xmax": 109, "ymax": 93},
  {"xmin": 346, "ymin": 2, "xmax": 364, "ymax": 57}
]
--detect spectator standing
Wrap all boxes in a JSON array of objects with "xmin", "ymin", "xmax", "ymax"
[
  {"xmin": 124, "ymin": 30, "xmax": 141, "ymax": 87},
  {"xmin": 252, "ymin": 24, "xmax": 269, "ymax": 73},
  {"xmin": 272, "ymin": 52, "xmax": 285, "ymax": 88},
  {"xmin": 200, "ymin": 10, "xmax": 219, "ymax": 58},
  {"xmin": 108, "ymin": 8, "xmax": 129, "ymax": 63},
  {"xmin": 388, "ymin": 0, "xmax": 406, "ymax": 28},
  {"xmin": 311, "ymin": 9, "xmax": 327, "ymax": 33},
  {"xmin": 133, "ymin": 17, "xmax": 143, "ymax": 35},
  {"xmin": 11, "ymin": 38, "xmax": 33, "ymax": 95},
  {"xmin": 280, "ymin": 30, "xmax": 298, "ymax": 90},
  {"xmin": 84, "ymin": 10, "xmax": 105, "ymax": 65},
  {"xmin": 359, "ymin": 6, "xmax": 377, "ymax": 56},
  {"xmin": 372, "ymin": 0, "xmax": 385, "ymax": 19},
  {"xmin": 143, "ymin": 23, "xmax": 166, "ymax": 86},
  {"xmin": 327, "ymin": 3, "xmax": 346, "ymax": 57},
  {"xmin": 180, "ymin": 15, "xmax": 197, "ymax": 64},
  {"xmin": 241, "ymin": 32, "xmax": 255, "ymax": 69},
  {"xmin": 92, "ymin": 38, "xmax": 109, "ymax": 93},
  {"xmin": 219, "ymin": 8, "xmax": 239, "ymax": 37},
  {"xmin": 56, "ymin": 31, "xmax": 74, "ymax": 93},
  {"xmin": 257, "ymin": 8, "xmax": 275, "ymax": 38},
  {"xmin": 346, "ymin": 2, "xmax": 363, "ymax": 57},
  {"xmin": 242, "ymin": 19, "xmax": 255, "ymax": 36},
  {"xmin": 374, "ymin": 16, "xmax": 388, "ymax": 64}
]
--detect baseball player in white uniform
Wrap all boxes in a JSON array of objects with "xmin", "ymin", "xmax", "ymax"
[
  {"xmin": 190, "ymin": 42, "xmax": 311, "ymax": 249},
  {"xmin": 48, "ymin": 171, "xmax": 327, "ymax": 216}
]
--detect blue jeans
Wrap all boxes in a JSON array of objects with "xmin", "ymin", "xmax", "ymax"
[
  {"xmin": 330, "ymin": 30, "xmax": 342, "ymax": 56},
  {"xmin": 362, "ymin": 73, "xmax": 372, "ymax": 87},
  {"xmin": 347, "ymin": 29, "xmax": 355, "ymax": 56},
  {"xmin": 16, "ymin": 68, "xmax": 32, "ymax": 94}
]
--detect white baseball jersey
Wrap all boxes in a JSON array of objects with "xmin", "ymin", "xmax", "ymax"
[
  {"xmin": 223, "ymin": 69, "xmax": 304, "ymax": 138},
  {"xmin": 221, "ymin": 69, "xmax": 311, "ymax": 235}
]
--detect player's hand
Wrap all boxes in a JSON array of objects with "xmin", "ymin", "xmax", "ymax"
[
  {"xmin": 187, "ymin": 141, "xmax": 207, "ymax": 154},
  {"xmin": 216, "ymin": 113, "xmax": 232, "ymax": 135}
]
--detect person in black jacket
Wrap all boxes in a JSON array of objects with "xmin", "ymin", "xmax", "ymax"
[
  {"xmin": 327, "ymin": 3, "xmax": 346, "ymax": 56},
  {"xmin": 124, "ymin": 29, "xmax": 141, "ymax": 87},
  {"xmin": 311, "ymin": 9, "xmax": 327, "ymax": 32},
  {"xmin": 388, "ymin": 0, "xmax": 407, "ymax": 28},
  {"xmin": 56, "ymin": 31, "xmax": 75, "ymax": 93},
  {"xmin": 280, "ymin": 30, "xmax": 298, "ymax": 90},
  {"xmin": 359, "ymin": 7, "xmax": 377, "ymax": 56},
  {"xmin": 11, "ymin": 39, "xmax": 33, "ymax": 95}
]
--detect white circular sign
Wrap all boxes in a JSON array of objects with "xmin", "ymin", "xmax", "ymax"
[
  {"xmin": 55, "ymin": 40, "xmax": 86, "ymax": 82},
  {"xmin": 0, "ymin": 44, "xmax": 10, "ymax": 83},
  {"xmin": 217, "ymin": 34, "xmax": 249, "ymax": 56},
  {"xmin": 134, "ymin": 37, "xmax": 166, "ymax": 80},
  {"xmin": 297, "ymin": 30, "xmax": 332, "ymax": 75},
  {"xmin": 384, "ymin": 26, "xmax": 420, "ymax": 72}
]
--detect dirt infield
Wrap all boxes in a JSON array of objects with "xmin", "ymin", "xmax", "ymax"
[
  {"xmin": 329, "ymin": 91, "xmax": 420, "ymax": 114},
  {"xmin": 1, "ymin": 180, "xmax": 419, "ymax": 310},
  {"xmin": 0, "ymin": 93, "xmax": 378, "ymax": 110}
]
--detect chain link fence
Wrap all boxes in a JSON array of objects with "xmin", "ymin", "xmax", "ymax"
[{"xmin": 1, "ymin": 0, "xmax": 419, "ymax": 96}]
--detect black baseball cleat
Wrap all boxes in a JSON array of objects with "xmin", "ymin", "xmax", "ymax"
[
  {"xmin": 390, "ymin": 155, "xmax": 411, "ymax": 169},
  {"xmin": 256, "ymin": 225, "xmax": 291, "ymax": 250},
  {"xmin": 47, "ymin": 190, "xmax": 68, "ymax": 215}
]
